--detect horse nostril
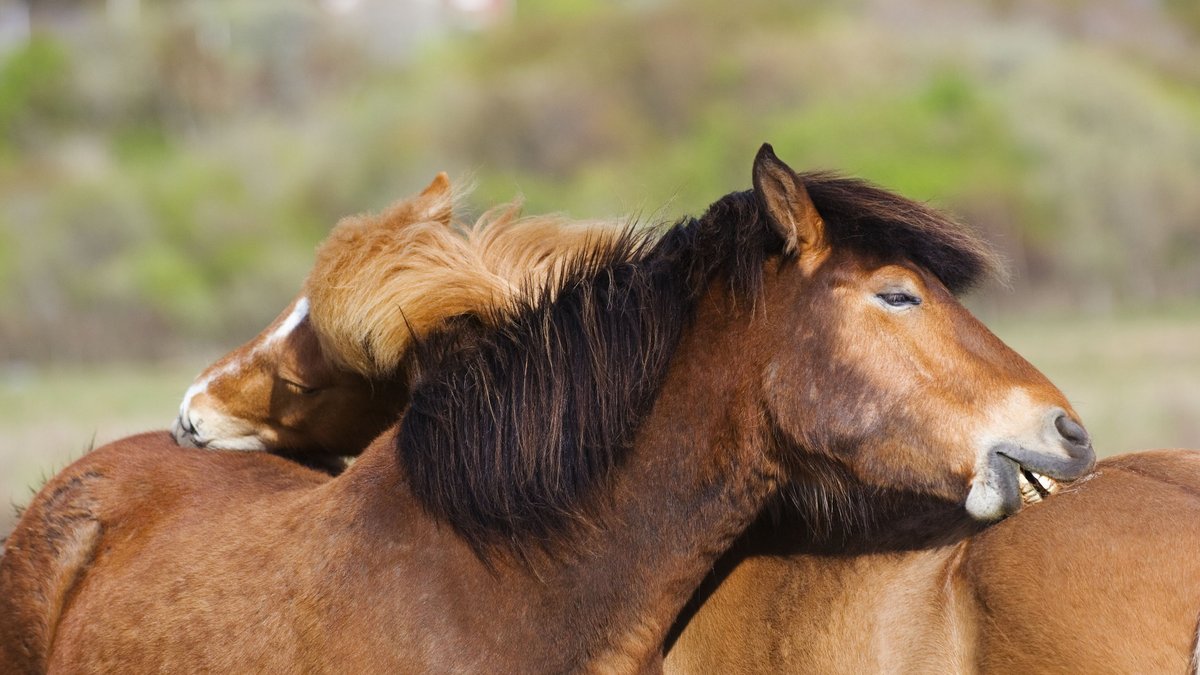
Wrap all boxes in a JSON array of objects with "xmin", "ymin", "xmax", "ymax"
[{"xmin": 1054, "ymin": 414, "xmax": 1089, "ymax": 447}]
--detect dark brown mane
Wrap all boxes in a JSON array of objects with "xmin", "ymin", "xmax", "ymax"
[
  {"xmin": 397, "ymin": 171, "xmax": 998, "ymax": 559},
  {"xmin": 398, "ymin": 203, "xmax": 782, "ymax": 559}
]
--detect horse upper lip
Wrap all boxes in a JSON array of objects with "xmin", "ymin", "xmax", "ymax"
[{"xmin": 997, "ymin": 442, "xmax": 1095, "ymax": 482}]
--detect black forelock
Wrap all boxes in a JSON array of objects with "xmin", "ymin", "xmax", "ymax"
[{"xmin": 800, "ymin": 172, "xmax": 1002, "ymax": 294}]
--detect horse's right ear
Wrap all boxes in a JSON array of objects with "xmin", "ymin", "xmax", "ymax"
[
  {"xmin": 416, "ymin": 172, "xmax": 454, "ymax": 227},
  {"xmin": 752, "ymin": 144, "xmax": 824, "ymax": 256}
]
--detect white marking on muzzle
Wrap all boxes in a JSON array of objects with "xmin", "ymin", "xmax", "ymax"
[
  {"xmin": 177, "ymin": 357, "xmax": 246, "ymax": 427},
  {"xmin": 972, "ymin": 388, "xmax": 1066, "ymax": 461},
  {"xmin": 205, "ymin": 434, "xmax": 269, "ymax": 452},
  {"xmin": 965, "ymin": 388, "xmax": 1064, "ymax": 520}
]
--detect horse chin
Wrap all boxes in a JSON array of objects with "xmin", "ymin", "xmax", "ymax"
[
  {"xmin": 205, "ymin": 435, "xmax": 270, "ymax": 452},
  {"xmin": 965, "ymin": 452, "xmax": 1022, "ymax": 521},
  {"xmin": 170, "ymin": 419, "xmax": 271, "ymax": 453}
]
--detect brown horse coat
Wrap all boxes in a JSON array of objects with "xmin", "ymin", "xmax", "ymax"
[{"xmin": 666, "ymin": 450, "xmax": 1200, "ymax": 673}]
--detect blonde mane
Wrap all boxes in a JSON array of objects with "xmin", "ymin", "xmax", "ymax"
[{"xmin": 305, "ymin": 175, "xmax": 628, "ymax": 377}]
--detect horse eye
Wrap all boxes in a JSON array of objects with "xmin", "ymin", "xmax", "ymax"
[
  {"xmin": 877, "ymin": 292, "xmax": 921, "ymax": 308},
  {"xmin": 282, "ymin": 379, "xmax": 321, "ymax": 396}
]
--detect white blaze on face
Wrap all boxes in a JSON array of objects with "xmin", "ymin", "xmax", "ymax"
[
  {"xmin": 173, "ymin": 297, "xmax": 309, "ymax": 452},
  {"xmin": 178, "ymin": 357, "xmax": 243, "ymax": 423},
  {"xmin": 266, "ymin": 297, "xmax": 309, "ymax": 346}
]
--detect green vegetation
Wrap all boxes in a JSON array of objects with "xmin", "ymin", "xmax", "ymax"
[{"xmin": 1, "ymin": 0, "xmax": 1198, "ymax": 361}]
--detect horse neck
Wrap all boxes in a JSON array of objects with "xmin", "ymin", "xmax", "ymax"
[
  {"xmin": 520, "ymin": 285, "xmax": 783, "ymax": 670},
  {"xmin": 321, "ymin": 282, "xmax": 781, "ymax": 670}
]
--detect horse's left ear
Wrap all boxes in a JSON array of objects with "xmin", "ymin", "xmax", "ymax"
[
  {"xmin": 752, "ymin": 144, "xmax": 824, "ymax": 255},
  {"xmin": 416, "ymin": 172, "xmax": 454, "ymax": 227}
]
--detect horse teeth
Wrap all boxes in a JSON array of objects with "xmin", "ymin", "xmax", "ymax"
[
  {"xmin": 1018, "ymin": 472, "xmax": 1043, "ymax": 504},
  {"xmin": 1018, "ymin": 469, "xmax": 1059, "ymax": 504},
  {"xmin": 1031, "ymin": 471, "xmax": 1058, "ymax": 494}
]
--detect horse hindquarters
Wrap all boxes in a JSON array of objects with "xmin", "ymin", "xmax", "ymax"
[
  {"xmin": 964, "ymin": 450, "xmax": 1200, "ymax": 674},
  {"xmin": 0, "ymin": 464, "xmax": 105, "ymax": 674}
]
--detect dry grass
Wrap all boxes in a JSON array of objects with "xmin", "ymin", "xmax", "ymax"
[{"xmin": 3, "ymin": 310, "xmax": 1198, "ymax": 540}]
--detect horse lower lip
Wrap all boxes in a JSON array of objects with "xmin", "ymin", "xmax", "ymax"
[{"xmin": 173, "ymin": 431, "xmax": 202, "ymax": 448}]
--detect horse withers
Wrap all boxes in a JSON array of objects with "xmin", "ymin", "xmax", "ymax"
[{"xmin": 1, "ymin": 146, "xmax": 1093, "ymax": 672}]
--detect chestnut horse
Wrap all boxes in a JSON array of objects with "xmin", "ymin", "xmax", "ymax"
[
  {"xmin": 171, "ymin": 172, "xmax": 621, "ymax": 462},
  {"xmin": 0, "ymin": 146, "xmax": 1093, "ymax": 672},
  {"xmin": 664, "ymin": 449, "xmax": 1200, "ymax": 673}
]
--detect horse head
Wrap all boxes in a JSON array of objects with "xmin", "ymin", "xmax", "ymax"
[
  {"xmin": 748, "ymin": 145, "xmax": 1094, "ymax": 520},
  {"xmin": 169, "ymin": 174, "xmax": 456, "ymax": 456}
]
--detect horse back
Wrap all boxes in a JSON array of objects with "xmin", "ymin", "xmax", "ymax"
[
  {"xmin": 0, "ymin": 431, "xmax": 325, "ymax": 673},
  {"xmin": 964, "ymin": 450, "xmax": 1200, "ymax": 673}
]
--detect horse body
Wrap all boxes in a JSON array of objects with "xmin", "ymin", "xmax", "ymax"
[
  {"xmin": 667, "ymin": 544, "xmax": 981, "ymax": 673},
  {"xmin": 29, "ymin": 434, "xmax": 540, "ymax": 673},
  {"xmin": 666, "ymin": 449, "xmax": 1200, "ymax": 674},
  {"xmin": 9, "ymin": 286, "xmax": 815, "ymax": 672},
  {"xmin": 1, "ymin": 146, "xmax": 1093, "ymax": 672}
]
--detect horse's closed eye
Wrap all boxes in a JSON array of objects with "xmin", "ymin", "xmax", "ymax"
[
  {"xmin": 877, "ymin": 292, "xmax": 922, "ymax": 308},
  {"xmin": 281, "ymin": 379, "xmax": 321, "ymax": 396}
]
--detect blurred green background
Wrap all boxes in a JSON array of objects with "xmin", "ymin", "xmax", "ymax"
[{"xmin": 2, "ymin": 0, "xmax": 1199, "ymax": 537}]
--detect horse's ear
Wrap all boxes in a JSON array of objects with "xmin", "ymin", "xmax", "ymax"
[
  {"xmin": 752, "ymin": 144, "xmax": 824, "ymax": 255},
  {"xmin": 417, "ymin": 172, "xmax": 453, "ymax": 227},
  {"xmin": 420, "ymin": 172, "xmax": 451, "ymax": 199}
]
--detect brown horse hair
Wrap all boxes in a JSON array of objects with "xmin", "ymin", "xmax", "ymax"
[{"xmin": 398, "ymin": 157, "xmax": 1001, "ymax": 561}]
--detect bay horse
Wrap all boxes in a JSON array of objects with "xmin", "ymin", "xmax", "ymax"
[
  {"xmin": 0, "ymin": 146, "xmax": 1094, "ymax": 672},
  {"xmin": 171, "ymin": 172, "xmax": 621, "ymax": 462},
  {"xmin": 664, "ymin": 448, "xmax": 1200, "ymax": 673}
]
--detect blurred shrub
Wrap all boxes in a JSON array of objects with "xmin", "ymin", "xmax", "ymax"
[
  {"xmin": 0, "ymin": 36, "xmax": 74, "ymax": 155},
  {"xmin": 0, "ymin": 0, "xmax": 1198, "ymax": 362}
]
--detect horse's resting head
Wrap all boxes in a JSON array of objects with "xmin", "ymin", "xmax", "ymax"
[
  {"xmin": 171, "ymin": 295, "xmax": 399, "ymax": 458},
  {"xmin": 746, "ymin": 145, "xmax": 1094, "ymax": 521}
]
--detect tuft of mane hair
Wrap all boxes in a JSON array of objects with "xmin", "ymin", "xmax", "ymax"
[
  {"xmin": 397, "ymin": 166, "xmax": 1000, "ymax": 561},
  {"xmin": 800, "ymin": 171, "xmax": 1004, "ymax": 292},
  {"xmin": 305, "ymin": 177, "xmax": 629, "ymax": 378}
]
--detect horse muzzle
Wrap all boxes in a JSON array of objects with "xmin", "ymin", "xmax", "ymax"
[
  {"xmin": 171, "ymin": 414, "xmax": 203, "ymax": 448},
  {"xmin": 965, "ymin": 414, "xmax": 1095, "ymax": 521}
]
